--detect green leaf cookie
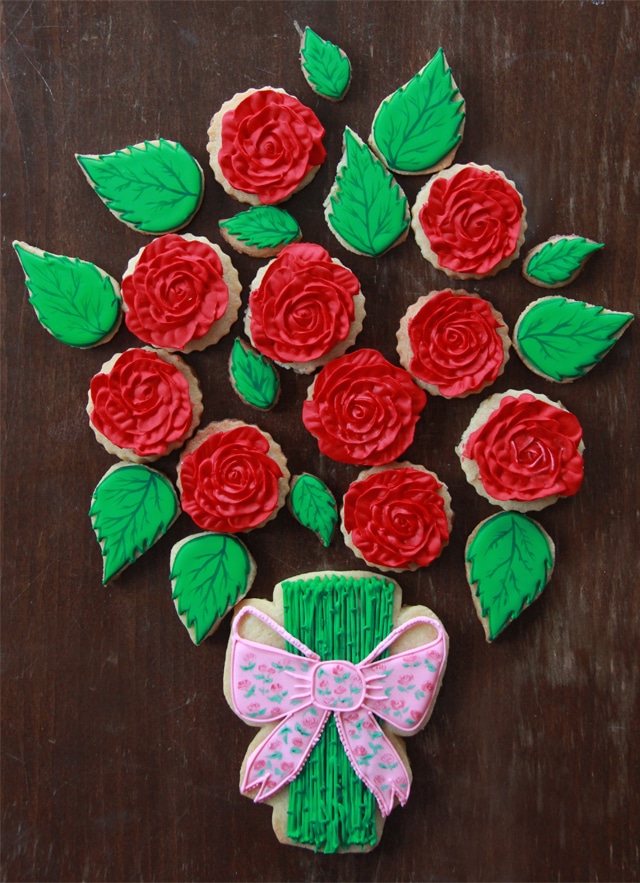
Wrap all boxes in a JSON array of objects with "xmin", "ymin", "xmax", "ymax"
[
  {"xmin": 219, "ymin": 206, "xmax": 301, "ymax": 255},
  {"xmin": 13, "ymin": 241, "xmax": 122, "ymax": 348},
  {"xmin": 522, "ymin": 236, "xmax": 604, "ymax": 288},
  {"xmin": 466, "ymin": 511, "xmax": 555, "ymax": 641},
  {"xmin": 76, "ymin": 138, "xmax": 204, "ymax": 234},
  {"xmin": 370, "ymin": 47, "xmax": 465, "ymax": 174},
  {"xmin": 288, "ymin": 473, "xmax": 338, "ymax": 547},
  {"xmin": 90, "ymin": 463, "xmax": 180, "ymax": 584},
  {"xmin": 300, "ymin": 26, "xmax": 351, "ymax": 101},
  {"xmin": 229, "ymin": 337, "xmax": 281, "ymax": 410},
  {"xmin": 514, "ymin": 296, "xmax": 634, "ymax": 382},
  {"xmin": 170, "ymin": 532, "xmax": 256, "ymax": 644},
  {"xmin": 324, "ymin": 127, "xmax": 410, "ymax": 257}
]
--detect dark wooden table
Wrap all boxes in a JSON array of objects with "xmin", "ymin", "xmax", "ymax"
[{"xmin": 2, "ymin": 2, "xmax": 639, "ymax": 880}]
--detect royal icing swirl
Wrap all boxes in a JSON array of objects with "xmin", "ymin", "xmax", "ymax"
[
  {"xmin": 459, "ymin": 392, "xmax": 584, "ymax": 503},
  {"xmin": 122, "ymin": 234, "xmax": 232, "ymax": 351},
  {"xmin": 216, "ymin": 89, "xmax": 326, "ymax": 204},
  {"xmin": 178, "ymin": 423, "xmax": 287, "ymax": 533},
  {"xmin": 302, "ymin": 348, "xmax": 426, "ymax": 466},
  {"xmin": 417, "ymin": 164, "xmax": 524, "ymax": 276},
  {"xmin": 88, "ymin": 348, "xmax": 196, "ymax": 458},
  {"xmin": 342, "ymin": 465, "xmax": 451, "ymax": 570},
  {"xmin": 401, "ymin": 289, "xmax": 509, "ymax": 397},
  {"xmin": 247, "ymin": 243, "xmax": 362, "ymax": 367}
]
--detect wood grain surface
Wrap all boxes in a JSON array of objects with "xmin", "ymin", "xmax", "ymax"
[{"xmin": 2, "ymin": 2, "xmax": 639, "ymax": 880}]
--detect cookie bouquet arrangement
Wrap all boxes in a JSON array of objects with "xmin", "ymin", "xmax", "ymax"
[{"xmin": 13, "ymin": 29, "xmax": 633, "ymax": 853}]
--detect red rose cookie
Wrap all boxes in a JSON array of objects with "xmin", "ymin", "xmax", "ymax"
[
  {"xmin": 207, "ymin": 87, "xmax": 326, "ymax": 205},
  {"xmin": 87, "ymin": 347, "xmax": 203, "ymax": 462},
  {"xmin": 456, "ymin": 390, "xmax": 584, "ymax": 511},
  {"xmin": 177, "ymin": 420, "xmax": 290, "ymax": 533},
  {"xmin": 397, "ymin": 289, "xmax": 510, "ymax": 398},
  {"xmin": 121, "ymin": 233, "xmax": 241, "ymax": 352},
  {"xmin": 411, "ymin": 163, "xmax": 527, "ymax": 279},
  {"xmin": 245, "ymin": 242, "xmax": 365, "ymax": 373},
  {"xmin": 341, "ymin": 463, "xmax": 453, "ymax": 572},
  {"xmin": 302, "ymin": 348, "xmax": 426, "ymax": 466}
]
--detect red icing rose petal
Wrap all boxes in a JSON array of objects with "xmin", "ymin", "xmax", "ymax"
[
  {"xmin": 218, "ymin": 89, "xmax": 326, "ymax": 205},
  {"xmin": 179, "ymin": 424, "xmax": 286, "ymax": 533},
  {"xmin": 418, "ymin": 166, "xmax": 524, "ymax": 276},
  {"xmin": 460, "ymin": 393, "xmax": 584, "ymax": 503},
  {"xmin": 303, "ymin": 349, "xmax": 426, "ymax": 466},
  {"xmin": 248, "ymin": 243, "xmax": 361, "ymax": 366},
  {"xmin": 405, "ymin": 290, "xmax": 508, "ymax": 397},
  {"xmin": 89, "ymin": 348, "xmax": 196, "ymax": 458},
  {"xmin": 343, "ymin": 466, "xmax": 451, "ymax": 570},
  {"xmin": 122, "ymin": 234, "xmax": 231, "ymax": 350}
]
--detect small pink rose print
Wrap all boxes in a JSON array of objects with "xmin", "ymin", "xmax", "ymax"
[
  {"xmin": 258, "ymin": 664, "xmax": 270, "ymax": 674},
  {"xmin": 362, "ymin": 718, "xmax": 376, "ymax": 730},
  {"xmin": 354, "ymin": 745, "xmax": 367, "ymax": 757},
  {"xmin": 405, "ymin": 654, "xmax": 419, "ymax": 664},
  {"xmin": 302, "ymin": 715, "xmax": 317, "ymax": 727},
  {"xmin": 421, "ymin": 681, "xmax": 435, "ymax": 693},
  {"xmin": 370, "ymin": 663, "xmax": 387, "ymax": 673},
  {"xmin": 394, "ymin": 775, "xmax": 407, "ymax": 787},
  {"xmin": 267, "ymin": 738, "xmax": 281, "ymax": 751},
  {"xmin": 334, "ymin": 685, "xmax": 347, "ymax": 695},
  {"xmin": 270, "ymin": 682, "xmax": 283, "ymax": 692},
  {"xmin": 292, "ymin": 737, "xmax": 304, "ymax": 749},
  {"xmin": 271, "ymin": 707, "xmax": 282, "ymax": 716},
  {"xmin": 409, "ymin": 709, "xmax": 423, "ymax": 724},
  {"xmin": 253, "ymin": 759, "xmax": 266, "ymax": 772},
  {"xmin": 247, "ymin": 702, "xmax": 261, "ymax": 713},
  {"xmin": 390, "ymin": 699, "xmax": 405, "ymax": 710},
  {"xmin": 243, "ymin": 652, "xmax": 256, "ymax": 664},
  {"xmin": 237, "ymin": 679, "xmax": 252, "ymax": 691},
  {"xmin": 332, "ymin": 664, "xmax": 345, "ymax": 676},
  {"xmin": 343, "ymin": 711, "xmax": 360, "ymax": 723},
  {"xmin": 381, "ymin": 752, "xmax": 396, "ymax": 765},
  {"xmin": 374, "ymin": 774, "xmax": 386, "ymax": 786},
  {"xmin": 319, "ymin": 678, "xmax": 329, "ymax": 689},
  {"xmin": 398, "ymin": 674, "xmax": 414, "ymax": 686},
  {"xmin": 281, "ymin": 761, "xmax": 295, "ymax": 774}
]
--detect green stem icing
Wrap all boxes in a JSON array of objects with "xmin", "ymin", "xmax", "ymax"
[{"xmin": 282, "ymin": 573, "xmax": 395, "ymax": 852}]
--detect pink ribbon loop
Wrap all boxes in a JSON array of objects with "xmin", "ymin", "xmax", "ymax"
[{"xmin": 230, "ymin": 605, "xmax": 448, "ymax": 816}]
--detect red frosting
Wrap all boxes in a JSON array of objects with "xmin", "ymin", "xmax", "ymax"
[
  {"xmin": 89, "ymin": 348, "xmax": 194, "ymax": 457},
  {"xmin": 461, "ymin": 393, "xmax": 584, "ymax": 501},
  {"xmin": 419, "ymin": 166, "xmax": 523, "ymax": 276},
  {"xmin": 121, "ymin": 235, "xmax": 230, "ymax": 350},
  {"xmin": 248, "ymin": 243, "xmax": 360, "ymax": 364},
  {"xmin": 407, "ymin": 290, "xmax": 506, "ymax": 397},
  {"xmin": 343, "ymin": 467, "xmax": 450, "ymax": 570},
  {"xmin": 302, "ymin": 348, "xmax": 426, "ymax": 466},
  {"xmin": 218, "ymin": 89, "xmax": 326, "ymax": 204},
  {"xmin": 179, "ymin": 424, "xmax": 284, "ymax": 532}
]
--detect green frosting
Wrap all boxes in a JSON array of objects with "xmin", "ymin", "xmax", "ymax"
[
  {"xmin": 90, "ymin": 463, "xmax": 179, "ymax": 584},
  {"xmin": 515, "ymin": 296, "xmax": 634, "ymax": 382},
  {"xmin": 282, "ymin": 573, "xmax": 396, "ymax": 853},
  {"xmin": 524, "ymin": 237, "xmax": 604, "ymax": 287},
  {"xmin": 76, "ymin": 139, "xmax": 203, "ymax": 234},
  {"xmin": 170, "ymin": 532, "xmax": 255, "ymax": 644},
  {"xmin": 466, "ymin": 512, "xmax": 554, "ymax": 641},
  {"xmin": 371, "ymin": 47, "xmax": 465, "ymax": 173},
  {"xmin": 229, "ymin": 338, "xmax": 280, "ymax": 410},
  {"xmin": 300, "ymin": 26, "xmax": 351, "ymax": 101},
  {"xmin": 288, "ymin": 473, "xmax": 338, "ymax": 547},
  {"xmin": 325, "ymin": 127, "xmax": 409, "ymax": 257},
  {"xmin": 219, "ymin": 205, "xmax": 300, "ymax": 252},
  {"xmin": 13, "ymin": 241, "xmax": 121, "ymax": 348}
]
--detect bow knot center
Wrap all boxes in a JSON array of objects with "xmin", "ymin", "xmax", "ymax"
[{"xmin": 311, "ymin": 660, "xmax": 365, "ymax": 710}]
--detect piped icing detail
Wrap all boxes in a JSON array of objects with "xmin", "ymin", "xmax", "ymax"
[
  {"xmin": 466, "ymin": 511, "xmax": 555, "ymax": 641},
  {"xmin": 399, "ymin": 289, "xmax": 509, "ymax": 397},
  {"xmin": 210, "ymin": 88, "xmax": 326, "ymax": 205},
  {"xmin": 413, "ymin": 163, "xmax": 526, "ymax": 277},
  {"xmin": 369, "ymin": 48, "xmax": 465, "ymax": 174},
  {"xmin": 230, "ymin": 601, "xmax": 447, "ymax": 817},
  {"xmin": 513, "ymin": 296, "xmax": 633, "ymax": 382},
  {"xmin": 170, "ymin": 532, "xmax": 256, "ymax": 644},
  {"xmin": 229, "ymin": 338, "xmax": 281, "ymax": 410},
  {"xmin": 299, "ymin": 26, "xmax": 351, "ymax": 101},
  {"xmin": 288, "ymin": 473, "xmax": 338, "ymax": 547},
  {"xmin": 303, "ymin": 348, "xmax": 426, "ymax": 466},
  {"xmin": 178, "ymin": 422, "xmax": 289, "ymax": 533},
  {"xmin": 88, "ymin": 348, "xmax": 200, "ymax": 460},
  {"xmin": 121, "ymin": 234, "xmax": 239, "ymax": 351},
  {"xmin": 522, "ymin": 236, "xmax": 604, "ymax": 288},
  {"xmin": 324, "ymin": 127, "xmax": 410, "ymax": 257},
  {"xmin": 342, "ymin": 465, "xmax": 452, "ymax": 571},
  {"xmin": 246, "ymin": 242, "xmax": 363, "ymax": 369},
  {"xmin": 457, "ymin": 391, "xmax": 584, "ymax": 507},
  {"xmin": 76, "ymin": 139, "xmax": 203, "ymax": 234},
  {"xmin": 13, "ymin": 241, "xmax": 121, "ymax": 348},
  {"xmin": 90, "ymin": 462, "xmax": 179, "ymax": 584}
]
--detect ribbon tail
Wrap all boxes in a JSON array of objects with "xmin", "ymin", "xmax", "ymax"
[
  {"xmin": 335, "ymin": 710, "xmax": 411, "ymax": 817},
  {"xmin": 241, "ymin": 708, "xmax": 329, "ymax": 803}
]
